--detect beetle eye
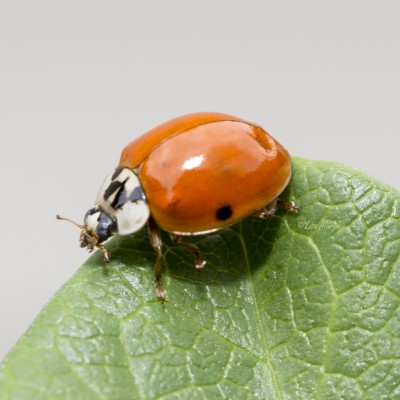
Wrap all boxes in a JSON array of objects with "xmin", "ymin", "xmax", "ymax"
[{"xmin": 95, "ymin": 212, "xmax": 117, "ymax": 242}]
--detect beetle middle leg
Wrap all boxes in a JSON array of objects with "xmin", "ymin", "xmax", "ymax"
[
  {"xmin": 148, "ymin": 217, "xmax": 167, "ymax": 302},
  {"xmin": 169, "ymin": 233, "xmax": 206, "ymax": 270}
]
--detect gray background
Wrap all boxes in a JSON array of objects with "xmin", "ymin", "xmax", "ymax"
[{"xmin": 0, "ymin": 1, "xmax": 399, "ymax": 360}]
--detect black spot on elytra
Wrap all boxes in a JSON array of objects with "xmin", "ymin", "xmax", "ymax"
[{"xmin": 216, "ymin": 205, "xmax": 233, "ymax": 221}]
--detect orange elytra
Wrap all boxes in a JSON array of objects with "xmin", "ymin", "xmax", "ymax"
[{"xmin": 58, "ymin": 112, "xmax": 296, "ymax": 300}]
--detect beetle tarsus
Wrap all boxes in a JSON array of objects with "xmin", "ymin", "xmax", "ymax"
[
  {"xmin": 156, "ymin": 281, "xmax": 167, "ymax": 303},
  {"xmin": 98, "ymin": 245, "xmax": 110, "ymax": 263},
  {"xmin": 155, "ymin": 253, "xmax": 168, "ymax": 302},
  {"xmin": 170, "ymin": 234, "xmax": 206, "ymax": 269}
]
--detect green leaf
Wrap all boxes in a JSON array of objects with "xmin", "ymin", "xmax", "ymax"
[{"xmin": 1, "ymin": 157, "xmax": 400, "ymax": 400}]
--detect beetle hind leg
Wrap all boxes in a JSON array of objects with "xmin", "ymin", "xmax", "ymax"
[{"xmin": 169, "ymin": 234, "xmax": 206, "ymax": 270}]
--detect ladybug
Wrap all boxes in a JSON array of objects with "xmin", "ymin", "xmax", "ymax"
[{"xmin": 58, "ymin": 112, "xmax": 298, "ymax": 300}]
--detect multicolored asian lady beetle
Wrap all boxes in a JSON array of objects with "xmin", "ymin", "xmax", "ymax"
[{"xmin": 58, "ymin": 112, "xmax": 298, "ymax": 300}]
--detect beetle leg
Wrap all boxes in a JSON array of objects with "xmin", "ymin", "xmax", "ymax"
[
  {"xmin": 147, "ymin": 217, "xmax": 167, "ymax": 302},
  {"xmin": 277, "ymin": 199, "xmax": 300, "ymax": 213},
  {"xmin": 255, "ymin": 198, "xmax": 300, "ymax": 219},
  {"xmin": 169, "ymin": 234, "xmax": 206, "ymax": 270},
  {"xmin": 96, "ymin": 243, "xmax": 110, "ymax": 263}
]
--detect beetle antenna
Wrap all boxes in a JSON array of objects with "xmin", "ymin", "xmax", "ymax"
[{"xmin": 56, "ymin": 214, "xmax": 84, "ymax": 230}]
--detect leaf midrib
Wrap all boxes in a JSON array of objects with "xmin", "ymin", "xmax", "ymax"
[{"xmin": 236, "ymin": 222, "xmax": 283, "ymax": 400}]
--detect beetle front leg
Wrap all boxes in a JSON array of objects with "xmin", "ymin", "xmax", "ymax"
[
  {"xmin": 148, "ymin": 217, "xmax": 167, "ymax": 302},
  {"xmin": 169, "ymin": 233, "xmax": 206, "ymax": 269}
]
